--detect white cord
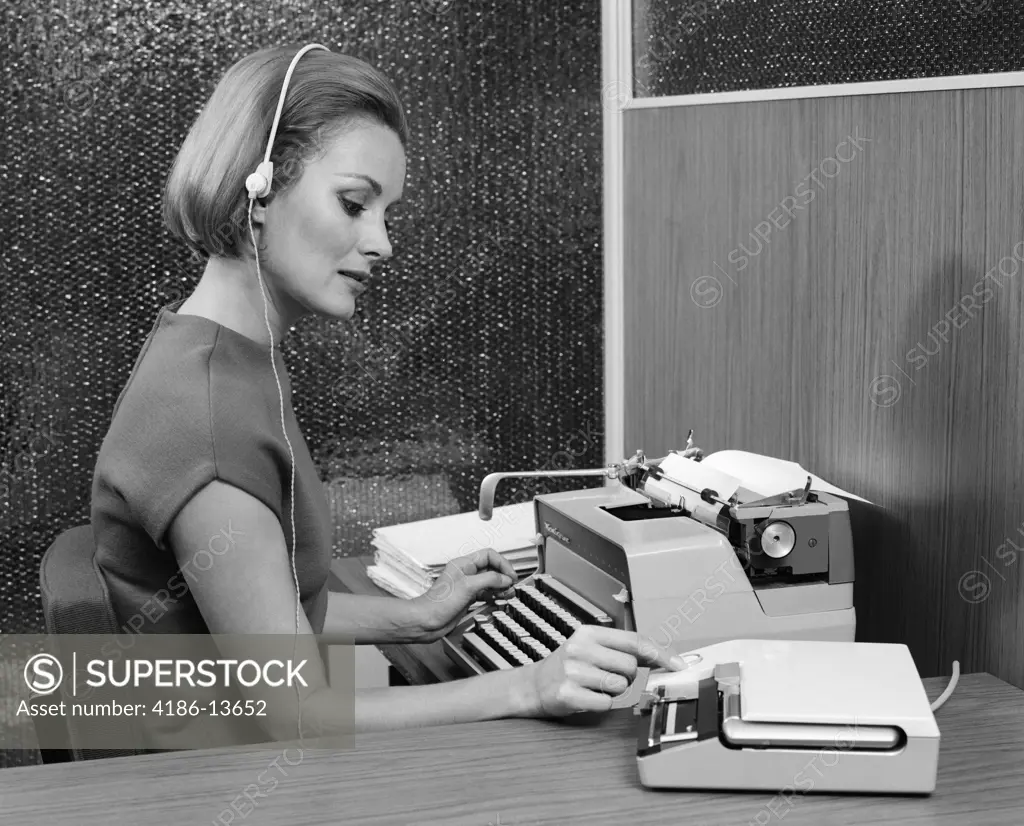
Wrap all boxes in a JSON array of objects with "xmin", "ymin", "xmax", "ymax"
[
  {"xmin": 247, "ymin": 199, "xmax": 302, "ymax": 744},
  {"xmin": 261, "ymin": 46, "xmax": 324, "ymax": 167},
  {"xmin": 930, "ymin": 661, "xmax": 960, "ymax": 712},
  {"xmin": 242, "ymin": 43, "xmax": 327, "ymax": 748}
]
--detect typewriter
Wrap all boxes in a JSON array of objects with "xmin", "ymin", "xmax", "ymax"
[
  {"xmin": 442, "ymin": 447, "xmax": 857, "ymax": 677},
  {"xmin": 629, "ymin": 638, "xmax": 940, "ymax": 794}
]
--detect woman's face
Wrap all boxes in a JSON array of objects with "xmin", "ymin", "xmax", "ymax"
[{"xmin": 252, "ymin": 119, "xmax": 406, "ymax": 321}]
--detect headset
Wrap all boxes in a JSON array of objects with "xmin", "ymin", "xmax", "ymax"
[{"xmin": 244, "ymin": 43, "xmax": 330, "ymax": 744}]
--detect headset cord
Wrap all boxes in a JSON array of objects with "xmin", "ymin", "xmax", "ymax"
[{"xmin": 248, "ymin": 200, "xmax": 303, "ymax": 746}]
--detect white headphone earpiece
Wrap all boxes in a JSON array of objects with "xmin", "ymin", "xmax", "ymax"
[
  {"xmin": 244, "ymin": 42, "xmax": 330, "ymax": 746},
  {"xmin": 245, "ymin": 161, "xmax": 274, "ymax": 200}
]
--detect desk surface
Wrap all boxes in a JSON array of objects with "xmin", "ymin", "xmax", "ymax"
[{"xmin": 1, "ymin": 673, "xmax": 1022, "ymax": 825}]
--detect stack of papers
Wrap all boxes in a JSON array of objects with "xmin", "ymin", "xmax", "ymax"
[{"xmin": 367, "ymin": 502, "xmax": 540, "ymax": 599}]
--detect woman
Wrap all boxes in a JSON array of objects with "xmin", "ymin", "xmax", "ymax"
[{"xmin": 90, "ymin": 43, "xmax": 690, "ymax": 750}]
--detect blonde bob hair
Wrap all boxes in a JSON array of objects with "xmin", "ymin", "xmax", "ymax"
[{"xmin": 163, "ymin": 44, "xmax": 409, "ymax": 260}]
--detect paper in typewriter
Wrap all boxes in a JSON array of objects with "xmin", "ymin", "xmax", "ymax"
[
  {"xmin": 699, "ymin": 450, "xmax": 870, "ymax": 503},
  {"xmin": 656, "ymin": 453, "xmax": 744, "ymax": 503}
]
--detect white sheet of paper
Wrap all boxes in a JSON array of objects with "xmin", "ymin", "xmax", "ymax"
[
  {"xmin": 699, "ymin": 450, "xmax": 870, "ymax": 503},
  {"xmin": 656, "ymin": 452, "xmax": 742, "ymax": 502},
  {"xmin": 366, "ymin": 563, "xmax": 426, "ymax": 599}
]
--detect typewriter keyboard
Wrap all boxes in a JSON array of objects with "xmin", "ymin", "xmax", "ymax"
[{"xmin": 458, "ymin": 574, "xmax": 614, "ymax": 672}]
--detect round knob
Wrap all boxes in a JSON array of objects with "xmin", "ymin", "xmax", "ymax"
[{"xmin": 761, "ymin": 521, "xmax": 796, "ymax": 558}]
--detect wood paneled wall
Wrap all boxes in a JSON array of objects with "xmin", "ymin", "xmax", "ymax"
[{"xmin": 623, "ymin": 88, "xmax": 1024, "ymax": 684}]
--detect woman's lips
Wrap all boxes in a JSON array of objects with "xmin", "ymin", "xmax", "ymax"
[{"xmin": 338, "ymin": 271, "xmax": 368, "ymax": 294}]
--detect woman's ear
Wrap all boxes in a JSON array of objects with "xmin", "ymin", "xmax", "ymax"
[
  {"xmin": 236, "ymin": 199, "xmax": 269, "ymax": 256},
  {"xmin": 249, "ymin": 198, "xmax": 269, "ymax": 228},
  {"xmin": 243, "ymin": 199, "xmax": 271, "ymax": 252}
]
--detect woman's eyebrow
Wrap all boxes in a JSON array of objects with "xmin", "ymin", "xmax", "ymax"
[{"xmin": 333, "ymin": 173, "xmax": 382, "ymax": 196}]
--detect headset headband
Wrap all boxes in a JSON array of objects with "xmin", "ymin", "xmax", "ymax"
[{"xmin": 245, "ymin": 43, "xmax": 330, "ymax": 200}]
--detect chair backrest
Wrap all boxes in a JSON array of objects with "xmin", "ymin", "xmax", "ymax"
[{"xmin": 38, "ymin": 525, "xmax": 142, "ymax": 760}]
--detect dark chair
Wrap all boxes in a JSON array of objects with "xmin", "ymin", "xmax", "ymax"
[{"xmin": 37, "ymin": 525, "xmax": 142, "ymax": 761}]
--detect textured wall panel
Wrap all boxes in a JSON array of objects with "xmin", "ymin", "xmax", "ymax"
[
  {"xmin": 632, "ymin": 0, "xmax": 1024, "ymax": 97},
  {"xmin": 0, "ymin": 0, "xmax": 604, "ymax": 766}
]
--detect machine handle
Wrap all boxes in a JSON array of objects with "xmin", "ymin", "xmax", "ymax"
[{"xmin": 477, "ymin": 469, "xmax": 614, "ymax": 520}]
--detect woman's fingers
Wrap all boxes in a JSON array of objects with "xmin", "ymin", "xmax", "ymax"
[
  {"xmin": 533, "ymin": 653, "xmax": 642, "ymax": 717},
  {"xmin": 565, "ymin": 659, "xmax": 632, "ymax": 695},
  {"xmin": 559, "ymin": 681, "xmax": 618, "ymax": 713},
  {"xmin": 573, "ymin": 626, "xmax": 686, "ymax": 671},
  {"xmin": 564, "ymin": 639, "xmax": 638, "ymax": 679},
  {"xmin": 456, "ymin": 547, "xmax": 518, "ymax": 582},
  {"xmin": 464, "ymin": 569, "xmax": 514, "ymax": 596}
]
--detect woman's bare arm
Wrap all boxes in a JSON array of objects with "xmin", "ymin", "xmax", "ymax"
[
  {"xmin": 167, "ymin": 480, "xmax": 533, "ymax": 740},
  {"xmin": 167, "ymin": 481, "xmax": 686, "ymax": 742},
  {"xmin": 322, "ymin": 591, "xmax": 432, "ymax": 645}
]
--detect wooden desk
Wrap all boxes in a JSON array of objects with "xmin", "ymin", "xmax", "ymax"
[{"xmin": 1, "ymin": 673, "xmax": 1022, "ymax": 825}]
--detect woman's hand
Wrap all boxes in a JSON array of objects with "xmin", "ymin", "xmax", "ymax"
[
  {"xmin": 515, "ymin": 626, "xmax": 689, "ymax": 718},
  {"xmin": 517, "ymin": 628, "xmax": 687, "ymax": 718},
  {"xmin": 411, "ymin": 548, "xmax": 518, "ymax": 642}
]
